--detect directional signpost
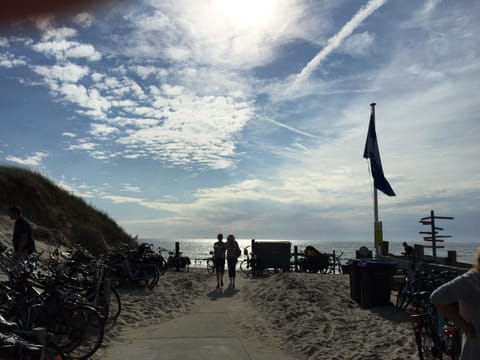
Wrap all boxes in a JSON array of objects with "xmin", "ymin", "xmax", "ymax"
[{"xmin": 419, "ymin": 210, "xmax": 453, "ymax": 257}]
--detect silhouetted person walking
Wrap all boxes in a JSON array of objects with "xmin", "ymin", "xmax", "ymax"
[
  {"xmin": 8, "ymin": 206, "xmax": 35, "ymax": 266},
  {"xmin": 225, "ymin": 234, "xmax": 241, "ymax": 288}
]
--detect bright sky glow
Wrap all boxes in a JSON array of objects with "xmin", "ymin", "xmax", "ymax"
[
  {"xmin": 1, "ymin": 0, "xmax": 479, "ymax": 245},
  {"xmin": 216, "ymin": 0, "xmax": 276, "ymax": 29}
]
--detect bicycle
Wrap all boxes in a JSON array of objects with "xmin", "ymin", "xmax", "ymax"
[
  {"xmin": 326, "ymin": 251, "xmax": 344, "ymax": 274},
  {"xmin": 409, "ymin": 291, "xmax": 461, "ymax": 360},
  {"xmin": 206, "ymin": 252, "xmax": 215, "ymax": 275},
  {"xmin": 239, "ymin": 246, "xmax": 270, "ymax": 277},
  {"xmin": 396, "ymin": 258, "xmax": 423, "ymax": 309}
]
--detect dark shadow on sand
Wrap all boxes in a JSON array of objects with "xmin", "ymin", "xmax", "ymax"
[
  {"xmin": 222, "ymin": 284, "xmax": 239, "ymax": 297},
  {"xmin": 207, "ymin": 288, "xmax": 223, "ymax": 300}
]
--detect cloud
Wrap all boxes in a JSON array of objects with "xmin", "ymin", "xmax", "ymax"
[
  {"xmin": 68, "ymin": 142, "xmax": 96, "ymax": 151},
  {"xmin": 57, "ymin": 83, "xmax": 111, "ymax": 119},
  {"xmin": 118, "ymin": 0, "xmax": 315, "ymax": 68},
  {"xmin": 72, "ymin": 12, "xmax": 94, "ymax": 28},
  {"xmin": 32, "ymin": 63, "xmax": 89, "ymax": 83},
  {"xmin": 6, "ymin": 152, "xmax": 48, "ymax": 166},
  {"xmin": 32, "ymin": 35, "xmax": 101, "ymax": 61},
  {"xmin": 89, "ymin": 123, "xmax": 119, "ymax": 137},
  {"xmin": 116, "ymin": 93, "xmax": 254, "ymax": 169},
  {"xmin": 340, "ymin": 31, "xmax": 375, "ymax": 57},
  {"xmin": 121, "ymin": 184, "xmax": 142, "ymax": 193},
  {"xmin": 0, "ymin": 53, "xmax": 27, "ymax": 68},
  {"xmin": 62, "ymin": 132, "xmax": 76, "ymax": 137},
  {"xmin": 288, "ymin": 0, "xmax": 388, "ymax": 92}
]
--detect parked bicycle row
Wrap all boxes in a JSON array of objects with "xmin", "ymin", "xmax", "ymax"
[{"xmin": 0, "ymin": 240, "xmax": 193, "ymax": 359}]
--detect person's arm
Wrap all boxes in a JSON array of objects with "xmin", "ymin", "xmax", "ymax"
[{"xmin": 434, "ymin": 303, "xmax": 476, "ymax": 337}]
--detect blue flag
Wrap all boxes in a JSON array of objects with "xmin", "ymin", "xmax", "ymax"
[{"xmin": 363, "ymin": 105, "xmax": 396, "ymax": 196}]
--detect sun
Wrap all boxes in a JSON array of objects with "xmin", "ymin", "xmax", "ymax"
[{"xmin": 215, "ymin": 0, "xmax": 276, "ymax": 29}]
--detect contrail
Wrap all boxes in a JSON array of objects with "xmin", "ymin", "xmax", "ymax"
[
  {"xmin": 289, "ymin": 0, "xmax": 388, "ymax": 91},
  {"xmin": 263, "ymin": 118, "xmax": 319, "ymax": 138}
]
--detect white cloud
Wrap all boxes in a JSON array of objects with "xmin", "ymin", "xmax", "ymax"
[
  {"xmin": 6, "ymin": 152, "xmax": 48, "ymax": 166},
  {"xmin": 32, "ymin": 39, "xmax": 101, "ymax": 61},
  {"xmin": 62, "ymin": 132, "xmax": 76, "ymax": 137},
  {"xmin": 42, "ymin": 27, "xmax": 77, "ymax": 41},
  {"xmin": 0, "ymin": 38, "xmax": 9, "ymax": 47},
  {"xmin": 58, "ymin": 83, "xmax": 111, "ymax": 118},
  {"xmin": 121, "ymin": 184, "xmax": 142, "ymax": 193},
  {"xmin": 68, "ymin": 142, "xmax": 96, "ymax": 151},
  {"xmin": 0, "ymin": 53, "xmax": 27, "ymax": 68},
  {"xmin": 32, "ymin": 63, "xmax": 89, "ymax": 83},
  {"xmin": 132, "ymin": 65, "xmax": 163, "ymax": 80},
  {"xmin": 340, "ymin": 31, "xmax": 375, "ymax": 57},
  {"xmin": 116, "ymin": 93, "xmax": 253, "ymax": 168},
  {"xmin": 72, "ymin": 12, "xmax": 94, "ymax": 28},
  {"xmin": 90, "ymin": 123, "xmax": 119, "ymax": 137},
  {"xmin": 120, "ymin": 0, "xmax": 314, "ymax": 68}
]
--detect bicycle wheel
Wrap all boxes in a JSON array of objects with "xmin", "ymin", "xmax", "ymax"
[
  {"xmin": 444, "ymin": 330, "xmax": 461, "ymax": 360},
  {"xmin": 135, "ymin": 264, "xmax": 158, "ymax": 289},
  {"xmin": 420, "ymin": 325, "xmax": 440, "ymax": 360},
  {"xmin": 240, "ymin": 259, "xmax": 250, "ymax": 277},
  {"xmin": 207, "ymin": 259, "xmax": 214, "ymax": 275},
  {"xmin": 396, "ymin": 282, "xmax": 408, "ymax": 309},
  {"xmin": 56, "ymin": 305, "xmax": 104, "ymax": 360},
  {"xmin": 107, "ymin": 287, "xmax": 121, "ymax": 323}
]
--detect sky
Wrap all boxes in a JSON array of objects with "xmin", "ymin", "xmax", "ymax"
[{"xmin": 1, "ymin": 0, "xmax": 479, "ymax": 245}]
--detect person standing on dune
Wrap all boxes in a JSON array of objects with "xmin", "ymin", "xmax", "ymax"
[{"xmin": 8, "ymin": 206, "xmax": 35, "ymax": 266}]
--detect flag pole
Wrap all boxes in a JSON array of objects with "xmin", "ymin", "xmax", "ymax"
[
  {"xmin": 364, "ymin": 102, "xmax": 394, "ymax": 258},
  {"xmin": 371, "ymin": 103, "xmax": 380, "ymax": 258}
]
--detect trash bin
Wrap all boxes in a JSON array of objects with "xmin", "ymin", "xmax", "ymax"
[
  {"xmin": 348, "ymin": 260, "xmax": 361, "ymax": 304},
  {"xmin": 358, "ymin": 261, "xmax": 397, "ymax": 308}
]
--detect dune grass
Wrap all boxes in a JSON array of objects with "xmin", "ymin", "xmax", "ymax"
[{"xmin": 0, "ymin": 165, "xmax": 136, "ymax": 254}]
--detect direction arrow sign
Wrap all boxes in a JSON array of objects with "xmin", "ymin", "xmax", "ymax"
[
  {"xmin": 419, "ymin": 231, "xmax": 438, "ymax": 234},
  {"xmin": 419, "ymin": 221, "xmax": 432, "ymax": 225},
  {"xmin": 434, "ymin": 227, "xmax": 444, "ymax": 231},
  {"xmin": 434, "ymin": 216, "xmax": 454, "ymax": 219},
  {"xmin": 423, "ymin": 245, "xmax": 445, "ymax": 249},
  {"xmin": 424, "ymin": 238, "xmax": 444, "ymax": 242},
  {"xmin": 436, "ymin": 235, "xmax": 452, "ymax": 238}
]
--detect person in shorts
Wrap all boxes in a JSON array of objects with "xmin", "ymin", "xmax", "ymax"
[{"xmin": 213, "ymin": 233, "xmax": 226, "ymax": 289}]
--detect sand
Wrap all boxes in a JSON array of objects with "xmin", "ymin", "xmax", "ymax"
[
  {"xmin": 91, "ymin": 270, "xmax": 418, "ymax": 360},
  {"xmin": 0, "ymin": 216, "xmax": 419, "ymax": 359}
]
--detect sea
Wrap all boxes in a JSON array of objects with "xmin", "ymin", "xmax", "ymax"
[{"xmin": 142, "ymin": 238, "xmax": 479, "ymax": 267}]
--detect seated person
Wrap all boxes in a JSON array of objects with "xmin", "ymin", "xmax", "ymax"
[{"xmin": 402, "ymin": 242, "xmax": 414, "ymax": 256}]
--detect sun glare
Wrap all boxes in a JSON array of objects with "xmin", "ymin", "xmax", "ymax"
[{"xmin": 216, "ymin": 0, "xmax": 276, "ymax": 29}]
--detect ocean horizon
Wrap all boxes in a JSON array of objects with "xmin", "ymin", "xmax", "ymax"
[{"xmin": 141, "ymin": 238, "xmax": 478, "ymax": 266}]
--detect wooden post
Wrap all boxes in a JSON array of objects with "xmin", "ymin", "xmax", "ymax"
[
  {"xmin": 175, "ymin": 241, "xmax": 180, "ymax": 271},
  {"xmin": 293, "ymin": 245, "xmax": 299, "ymax": 272},
  {"xmin": 447, "ymin": 250, "xmax": 457, "ymax": 265},
  {"xmin": 430, "ymin": 210, "xmax": 437, "ymax": 257},
  {"xmin": 414, "ymin": 244, "xmax": 424, "ymax": 259},
  {"xmin": 381, "ymin": 241, "xmax": 389, "ymax": 256}
]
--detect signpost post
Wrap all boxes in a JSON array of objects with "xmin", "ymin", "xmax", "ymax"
[{"xmin": 419, "ymin": 210, "xmax": 453, "ymax": 257}]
